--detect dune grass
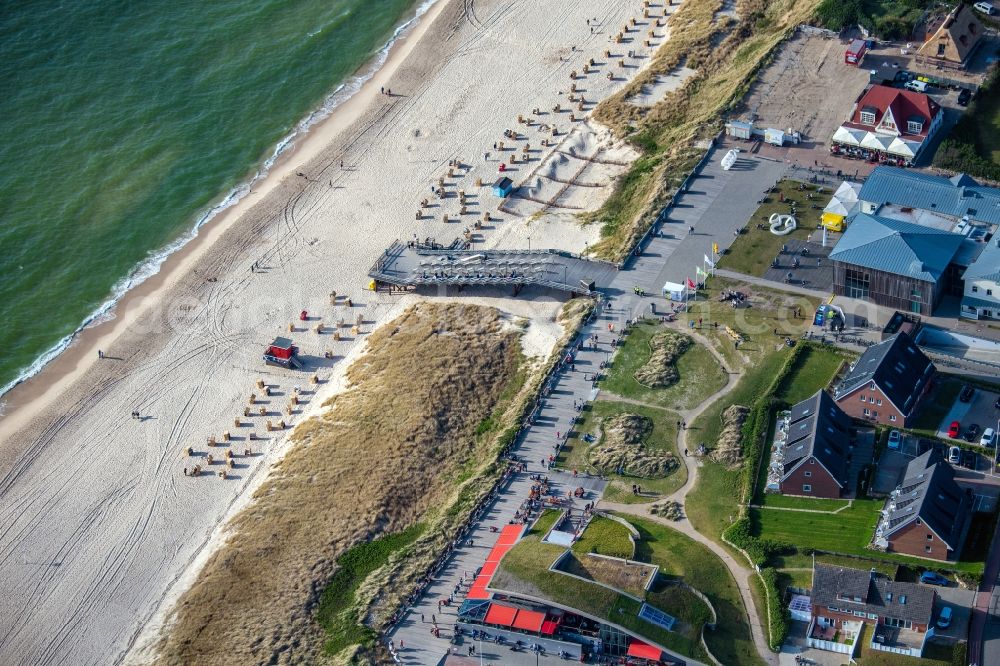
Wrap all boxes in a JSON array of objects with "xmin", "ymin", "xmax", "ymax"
[
  {"xmin": 589, "ymin": 0, "xmax": 824, "ymax": 260},
  {"xmin": 155, "ymin": 303, "xmax": 525, "ymax": 665}
]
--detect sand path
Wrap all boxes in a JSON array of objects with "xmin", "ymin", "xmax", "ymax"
[{"xmin": 0, "ymin": 0, "xmax": 676, "ymax": 664}]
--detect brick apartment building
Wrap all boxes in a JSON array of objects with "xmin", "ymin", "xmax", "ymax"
[
  {"xmin": 832, "ymin": 331, "xmax": 935, "ymax": 427},
  {"xmin": 874, "ymin": 449, "xmax": 971, "ymax": 561},
  {"xmin": 775, "ymin": 391, "xmax": 853, "ymax": 498}
]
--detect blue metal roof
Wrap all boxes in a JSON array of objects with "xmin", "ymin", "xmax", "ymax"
[
  {"xmin": 963, "ymin": 237, "xmax": 1000, "ymax": 281},
  {"xmin": 829, "ymin": 213, "xmax": 963, "ymax": 281},
  {"xmin": 859, "ymin": 166, "xmax": 1000, "ymax": 225}
]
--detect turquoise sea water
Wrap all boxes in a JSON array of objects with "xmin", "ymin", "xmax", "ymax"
[{"xmin": 0, "ymin": 0, "xmax": 423, "ymax": 395}]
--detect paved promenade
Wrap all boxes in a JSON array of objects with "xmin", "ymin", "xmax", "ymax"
[{"xmin": 388, "ymin": 146, "xmax": 789, "ymax": 665}]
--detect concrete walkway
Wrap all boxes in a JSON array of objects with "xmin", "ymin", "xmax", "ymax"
[{"xmin": 388, "ymin": 147, "xmax": 790, "ymax": 664}]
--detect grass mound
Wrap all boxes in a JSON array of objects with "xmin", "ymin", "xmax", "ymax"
[
  {"xmin": 651, "ymin": 499, "xmax": 684, "ymax": 521},
  {"xmin": 634, "ymin": 330, "xmax": 691, "ymax": 388},
  {"xmin": 709, "ymin": 405, "xmax": 750, "ymax": 469},
  {"xmin": 589, "ymin": 413, "xmax": 677, "ymax": 477},
  {"xmin": 155, "ymin": 303, "xmax": 522, "ymax": 665}
]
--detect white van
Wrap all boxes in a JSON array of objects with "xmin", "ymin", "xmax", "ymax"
[
  {"xmin": 982, "ymin": 427, "xmax": 996, "ymax": 447},
  {"xmin": 974, "ymin": 2, "xmax": 996, "ymax": 17},
  {"xmin": 904, "ymin": 80, "xmax": 928, "ymax": 93}
]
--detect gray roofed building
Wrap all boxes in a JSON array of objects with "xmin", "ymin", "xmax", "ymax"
[
  {"xmin": 833, "ymin": 331, "xmax": 935, "ymax": 427},
  {"xmin": 961, "ymin": 235, "xmax": 1000, "ymax": 321},
  {"xmin": 859, "ymin": 166, "xmax": 1000, "ymax": 226},
  {"xmin": 780, "ymin": 391, "xmax": 852, "ymax": 490},
  {"xmin": 829, "ymin": 213, "xmax": 964, "ymax": 282},
  {"xmin": 874, "ymin": 449, "xmax": 970, "ymax": 559},
  {"xmin": 811, "ymin": 563, "xmax": 936, "ymax": 629}
]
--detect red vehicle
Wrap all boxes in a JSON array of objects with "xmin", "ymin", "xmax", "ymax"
[
  {"xmin": 948, "ymin": 421, "xmax": 961, "ymax": 438},
  {"xmin": 264, "ymin": 336, "xmax": 302, "ymax": 369}
]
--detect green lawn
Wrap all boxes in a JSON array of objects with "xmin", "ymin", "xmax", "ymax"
[
  {"xmin": 772, "ymin": 344, "xmax": 850, "ymax": 405},
  {"xmin": 686, "ymin": 349, "xmax": 791, "ymax": 541},
  {"xmin": 599, "ymin": 320, "xmax": 727, "ymax": 410},
  {"xmin": 685, "ymin": 276, "xmax": 821, "ymax": 372},
  {"xmin": 753, "ymin": 500, "xmax": 987, "ymax": 575},
  {"xmin": 557, "ymin": 400, "xmax": 684, "ymax": 503},
  {"xmin": 752, "ymin": 499, "xmax": 883, "ymax": 555},
  {"xmin": 716, "ymin": 179, "xmax": 833, "ymax": 278},
  {"xmin": 625, "ymin": 516, "xmax": 766, "ymax": 666},
  {"xmin": 757, "ymin": 494, "xmax": 851, "ymax": 511},
  {"xmin": 572, "ymin": 516, "xmax": 634, "ymax": 559}
]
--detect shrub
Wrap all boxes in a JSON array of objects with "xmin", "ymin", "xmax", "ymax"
[{"xmin": 760, "ymin": 567, "xmax": 789, "ymax": 651}]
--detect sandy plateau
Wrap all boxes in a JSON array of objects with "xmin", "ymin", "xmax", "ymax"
[{"xmin": 0, "ymin": 0, "xmax": 684, "ymax": 664}]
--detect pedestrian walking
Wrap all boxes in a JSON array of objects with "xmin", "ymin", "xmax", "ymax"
[
  {"xmin": 421, "ymin": 613, "xmax": 425, "ymax": 623},
  {"xmin": 97, "ymin": 349, "xmax": 104, "ymax": 359}
]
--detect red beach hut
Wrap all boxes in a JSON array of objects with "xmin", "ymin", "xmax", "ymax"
[{"xmin": 264, "ymin": 336, "xmax": 302, "ymax": 369}]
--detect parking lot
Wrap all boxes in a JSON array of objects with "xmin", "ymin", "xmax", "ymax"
[
  {"xmin": 936, "ymin": 384, "xmax": 1000, "ymax": 443},
  {"xmin": 874, "ymin": 432, "xmax": 1000, "ymax": 511},
  {"xmin": 933, "ymin": 585, "xmax": 976, "ymax": 644}
]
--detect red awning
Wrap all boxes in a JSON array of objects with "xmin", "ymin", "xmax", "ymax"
[
  {"xmin": 540, "ymin": 620, "xmax": 559, "ymax": 635},
  {"xmin": 512, "ymin": 609, "xmax": 545, "ymax": 632},
  {"xmin": 484, "ymin": 603, "xmax": 518, "ymax": 627},
  {"xmin": 627, "ymin": 640, "xmax": 663, "ymax": 661}
]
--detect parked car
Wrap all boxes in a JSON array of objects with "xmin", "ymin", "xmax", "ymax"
[
  {"xmin": 960, "ymin": 385, "xmax": 975, "ymax": 403},
  {"xmin": 948, "ymin": 421, "xmax": 961, "ymax": 438},
  {"xmin": 995, "ymin": 396, "xmax": 1000, "ymax": 409},
  {"xmin": 887, "ymin": 429, "xmax": 901, "ymax": 450},
  {"xmin": 920, "ymin": 571, "xmax": 949, "ymax": 586},
  {"xmin": 975, "ymin": 1, "xmax": 996, "ymax": 17},
  {"xmin": 963, "ymin": 449, "xmax": 977, "ymax": 469},
  {"xmin": 964, "ymin": 423, "xmax": 982, "ymax": 442},
  {"xmin": 958, "ymin": 88, "xmax": 973, "ymax": 106},
  {"xmin": 982, "ymin": 427, "xmax": 997, "ymax": 448},
  {"xmin": 937, "ymin": 605, "xmax": 953, "ymax": 629},
  {"xmin": 948, "ymin": 445, "xmax": 962, "ymax": 464},
  {"xmin": 904, "ymin": 80, "xmax": 928, "ymax": 93}
]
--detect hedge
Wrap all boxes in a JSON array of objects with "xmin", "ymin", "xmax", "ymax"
[{"xmin": 759, "ymin": 567, "xmax": 789, "ymax": 651}]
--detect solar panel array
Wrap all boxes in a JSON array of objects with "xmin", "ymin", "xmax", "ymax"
[{"xmin": 638, "ymin": 603, "xmax": 676, "ymax": 631}]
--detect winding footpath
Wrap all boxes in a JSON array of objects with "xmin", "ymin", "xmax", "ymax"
[{"xmin": 599, "ymin": 326, "xmax": 779, "ymax": 666}]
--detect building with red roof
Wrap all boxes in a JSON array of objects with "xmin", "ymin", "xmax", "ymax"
[{"xmin": 830, "ymin": 85, "xmax": 943, "ymax": 166}]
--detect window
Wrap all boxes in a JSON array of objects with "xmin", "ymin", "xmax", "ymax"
[
  {"xmin": 886, "ymin": 593, "xmax": 892, "ymax": 602},
  {"xmin": 872, "ymin": 411, "xmax": 878, "ymax": 418},
  {"xmin": 877, "ymin": 399, "xmax": 882, "ymax": 406},
  {"xmin": 870, "ymin": 381, "xmax": 876, "ymax": 390},
  {"xmin": 926, "ymin": 545, "xmax": 932, "ymax": 553},
  {"xmin": 805, "ymin": 471, "xmax": 813, "ymax": 478},
  {"xmin": 860, "ymin": 111, "xmax": 876, "ymax": 124},
  {"xmin": 927, "ymin": 533, "xmax": 933, "ymax": 540},
  {"xmin": 907, "ymin": 120, "xmax": 923, "ymax": 134},
  {"xmin": 863, "ymin": 408, "xmax": 871, "ymax": 416},
  {"xmin": 890, "ymin": 415, "xmax": 897, "ymax": 422},
  {"xmin": 860, "ymin": 394, "xmax": 866, "ymax": 402},
  {"xmin": 938, "ymin": 43, "xmax": 946, "ymax": 56},
  {"xmin": 973, "ymin": 285, "xmax": 979, "ymax": 293},
  {"xmin": 803, "ymin": 484, "xmax": 812, "ymax": 492},
  {"xmin": 854, "ymin": 610, "xmax": 866, "ymax": 617},
  {"xmin": 846, "ymin": 269, "xmax": 871, "ymax": 300},
  {"xmin": 870, "ymin": 397, "xmax": 875, "ymax": 403},
  {"xmin": 868, "ymin": 613, "xmax": 878, "ymax": 620},
  {"xmin": 916, "ymin": 518, "xmax": 922, "ymax": 525},
  {"xmin": 899, "ymin": 595, "xmax": 907, "ymax": 605}
]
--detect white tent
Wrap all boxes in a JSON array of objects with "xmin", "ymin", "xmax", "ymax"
[
  {"xmin": 888, "ymin": 136, "xmax": 920, "ymax": 159},
  {"xmin": 823, "ymin": 181, "xmax": 862, "ymax": 217},
  {"xmin": 662, "ymin": 281, "xmax": 686, "ymax": 301},
  {"xmin": 832, "ymin": 126, "xmax": 865, "ymax": 146},
  {"xmin": 833, "ymin": 180, "xmax": 861, "ymax": 205},
  {"xmin": 860, "ymin": 132, "xmax": 893, "ymax": 152}
]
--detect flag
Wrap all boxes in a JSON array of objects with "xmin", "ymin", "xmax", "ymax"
[
  {"xmin": 696, "ymin": 266, "xmax": 707, "ymax": 277},
  {"xmin": 712, "ymin": 242, "xmax": 719, "ymax": 254},
  {"xmin": 686, "ymin": 277, "xmax": 697, "ymax": 289},
  {"xmin": 704, "ymin": 254, "xmax": 716, "ymax": 269}
]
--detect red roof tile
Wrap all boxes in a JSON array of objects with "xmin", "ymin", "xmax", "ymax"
[{"xmin": 849, "ymin": 85, "xmax": 940, "ymax": 139}]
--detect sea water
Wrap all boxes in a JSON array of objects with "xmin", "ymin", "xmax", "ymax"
[{"xmin": 0, "ymin": 0, "xmax": 425, "ymax": 396}]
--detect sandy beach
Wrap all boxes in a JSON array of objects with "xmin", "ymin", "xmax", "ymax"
[{"xmin": 0, "ymin": 0, "xmax": 677, "ymax": 663}]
